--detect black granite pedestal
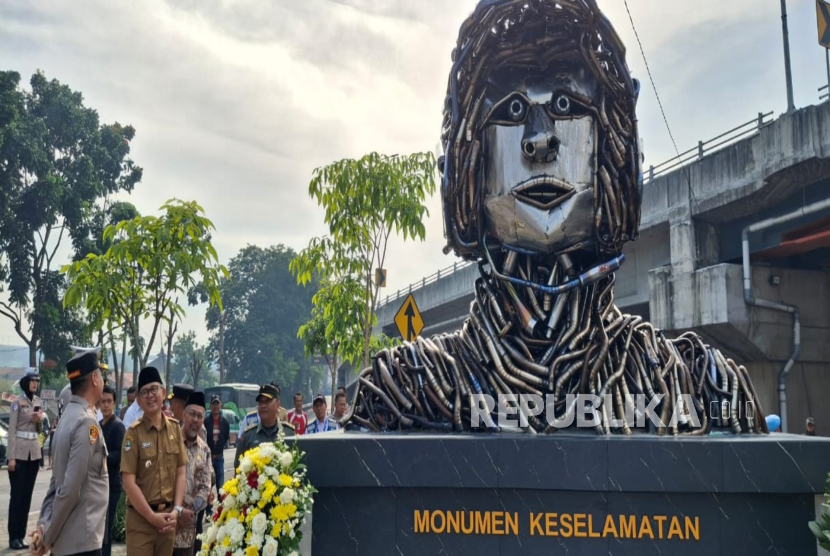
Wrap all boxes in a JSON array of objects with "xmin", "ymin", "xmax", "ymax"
[{"xmin": 294, "ymin": 432, "xmax": 830, "ymax": 555}]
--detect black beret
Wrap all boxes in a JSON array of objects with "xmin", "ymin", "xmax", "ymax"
[
  {"xmin": 66, "ymin": 351, "xmax": 100, "ymax": 382},
  {"xmin": 186, "ymin": 391, "xmax": 205, "ymax": 408},
  {"xmin": 167, "ymin": 383, "xmax": 194, "ymax": 401},
  {"xmin": 137, "ymin": 366, "xmax": 163, "ymax": 390}
]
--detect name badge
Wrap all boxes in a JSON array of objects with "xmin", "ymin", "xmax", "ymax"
[{"xmin": 142, "ymin": 442, "xmax": 152, "ymax": 448}]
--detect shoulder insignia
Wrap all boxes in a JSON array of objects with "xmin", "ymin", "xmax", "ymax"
[
  {"xmin": 11, "ymin": 402, "xmax": 18, "ymax": 412},
  {"xmin": 244, "ymin": 423, "xmax": 258, "ymax": 432},
  {"xmin": 89, "ymin": 425, "xmax": 99, "ymax": 445},
  {"xmin": 283, "ymin": 421, "xmax": 295, "ymax": 430},
  {"xmin": 129, "ymin": 419, "xmax": 142, "ymax": 429},
  {"xmin": 124, "ymin": 437, "xmax": 133, "ymax": 451}
]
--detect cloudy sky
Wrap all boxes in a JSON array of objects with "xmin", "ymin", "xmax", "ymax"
[{"xmin": 1, "ymin": 0, "xmax": 827, "ymax": 350}]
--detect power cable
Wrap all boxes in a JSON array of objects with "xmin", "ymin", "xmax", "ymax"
[{"xmin": 622, "ymin": 0, "xmax": 701, "ymax": 214}]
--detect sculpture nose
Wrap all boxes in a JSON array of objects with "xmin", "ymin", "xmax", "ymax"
[{"xmin": 521, "ymin": 106, "xmax": 560, "ymax": 163}]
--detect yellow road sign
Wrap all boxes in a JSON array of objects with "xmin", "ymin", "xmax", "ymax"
[
  {"xmin": 394, "ymin": 293, "xmax": 424, "ymax": 341},
  {"xmin": 375, "ymin": 268, "xmax": 387, "ymax": 287},
  {"xmin": 818, "ymin": 0, "xmax": 830, "ymax": 48}
]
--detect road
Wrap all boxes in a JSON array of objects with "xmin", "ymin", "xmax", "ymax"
[{"xmin": 0, "ymin": 446, "xmax": 238, "ymax": 554}]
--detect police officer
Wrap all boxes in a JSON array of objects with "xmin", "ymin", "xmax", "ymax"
[
  {"xmin": 233, "ymin": 383, "xmax": 294, "ymax": 467},
  {"xmin": 7, "ymin": 369, "xmax": 43, "ymax": 550},
  {"xmin": 121, "ymin": 367, "xmax": 187, "ymax": 556},
  {"xmin": 31, "ymin": 349, "xmax": 109, "ymax": 556}
]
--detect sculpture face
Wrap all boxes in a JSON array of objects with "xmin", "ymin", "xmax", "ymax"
[
  {"xmin": 481, "ymin": 66, "xmax": 599, "ymax": 254},
  {"xmin": 439, "ymin": 0, "xmax": 643, "ymax": 264}
]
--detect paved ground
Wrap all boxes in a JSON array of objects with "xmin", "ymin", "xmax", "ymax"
[{"xmin": 0, "ymin": 447, "xmax": 238, "ymax": 555}]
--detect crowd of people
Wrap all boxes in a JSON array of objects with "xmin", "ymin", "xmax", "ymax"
[{"xmin": 5, "ymin": 349, "xmax": 346, "ymax": 556}]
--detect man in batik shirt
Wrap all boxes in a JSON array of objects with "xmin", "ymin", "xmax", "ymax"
[{"xmin": 173, "ymin": 391, "xmax": 212, "ymax": 556}]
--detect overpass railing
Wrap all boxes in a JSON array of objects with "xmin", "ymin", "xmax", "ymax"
[
  {"xmin": 380, "ymin": 259, "xmax": 474, "ymax": 308},
  {"xmin": 645, "ymin": 110, "xmax": 774, "ymax": 183}
]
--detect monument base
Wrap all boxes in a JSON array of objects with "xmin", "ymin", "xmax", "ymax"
[{"xmin": 294, "ymin": 432, "xmax": 830, "ymax": 555}]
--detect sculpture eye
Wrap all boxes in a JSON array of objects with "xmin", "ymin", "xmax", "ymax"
[
  {"xmin": 552, "ymin": 94, "xmax": 570, "ymax": 115},
  {"xmin": 507, "ymin": 97, "xmax": 527, "ymax": 122}
]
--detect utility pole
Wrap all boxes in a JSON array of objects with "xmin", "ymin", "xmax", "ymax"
[{"xmin": 780, "ymin": 0, "xmax": 796, "ymax": 112}]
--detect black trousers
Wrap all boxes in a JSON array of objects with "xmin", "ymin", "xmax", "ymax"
[
  {"xmin": 58, "ymin": 550, "xmax": 102, "ymax": 556},
  {"xmin": 7, "ymin": 457, "xmax": 40, "ymax": 541},
  {"xmin": 102, "ymin": 487, "xmax": 121, "ymax": 556}
]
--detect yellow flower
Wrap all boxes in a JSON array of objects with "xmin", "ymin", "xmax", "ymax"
[
  {"xmin": 271, "ymin": 523, "xmax": 281, "ymax": 538},
  {"xmin": 286, "ymin": 503, "xmax": 297, "ymax": 518},
  {"xmin": 245, "ymin": 532, "xmax": 251, "ymax": 544},
  {"xmin": 245, "ymin": 546, "xmax": 259, "ymax": 556},
  {"xmin": 227, "ymin": 509, "xmax": 239, "ymax": 521},
  {"xmin": 246, "ymin": 508, "xmax": 260, "ymax": 524},
  {"xmin": 222, "ymin": 536, "xmax": 230, "ymax": 547},
  {"xmin": 278, "ymin": 474, "xmax": 292, "ymax": 487},
  {"xmin": 262, "ymin": 482, "xmax": 277, "ymax": 503}
]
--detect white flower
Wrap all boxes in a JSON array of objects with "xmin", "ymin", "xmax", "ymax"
[
  {"xmin": 250, "ymin": 533, "xmax": 264, "ymax": 548},
  {"xmin": 257, "ymin": 473, "xmax": 269, "ymax": 488},
  {"xmin": 288, "ymin": 550, "xmax": 300, "ymax": 556},
  {"xmin": 205, "ymin": 524, "xmax": 217, "ymax": 544},
  {"xmin": 237, "ymin": 489, "xmax": 247, "ymax": 504},
  {"xmin": 233, "ymin": 550, "xmax": 244, "ymax": 556},
  {"xmin": 230, "ymin": 522, "xmax": 245, "ymax": 544},
  {"xmin": 279, "ymin": 487, "xmax": 295, "ymax": 505},
  {"xmin": 223, "ymin": 494, "xmax": 236, "ymax": 509},
  {"xmin": 262, "ymin": 537, "xmax": 279, "ymax": 556},
  {"xmin": 216, "ymin": 525, "xmax": 226, "ymax": 543},
  {"xmin": 279, "ymin": 452, "xmax": 293, "ymax": 468},
  {"xmin": 251, "ymin": 512, "xmax": 268, "ymax": 535},
  {"xmin": 239, "ymin": 457, "xmax": 253, "ymax": 474},
  {"xmin": 249, "ymin": 489, "xmax": 261, "ymax": 502}
]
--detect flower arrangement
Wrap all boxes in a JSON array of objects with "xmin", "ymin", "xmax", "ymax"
[{"xmin": 198, "ymin": 435, "xmax": 316, "ymax": 556}]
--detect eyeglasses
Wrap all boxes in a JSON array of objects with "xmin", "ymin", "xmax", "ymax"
[
  {"xmin": 139, "ymin": 385, "xmax": 161, "ymax": 398},
  {"xmin": 185, "ymin": 409, "xmax": 205, "ymax": 420}
]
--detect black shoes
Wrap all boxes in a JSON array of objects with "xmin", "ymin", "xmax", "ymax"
[{"xmin": 9, "ymin": 539, "xmax": 29, "ymax": 550}]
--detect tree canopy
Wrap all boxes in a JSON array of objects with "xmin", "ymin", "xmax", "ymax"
[
  {"xmin": 0, "ymin": 70, "xmax": 142, "ymax": 369},
  {"xmin": 207, "ymin": 244, "xmax": 320, "ymax": 400},
  {"xmin": 62, "ymin": 199, "xmax": 227, "ymax": 388},
  {"xmin": 290, "ymin": 151, "xmax": 436, "ymax": 372}
]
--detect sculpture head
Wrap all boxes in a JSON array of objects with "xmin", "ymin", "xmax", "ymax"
[{"xmin": 440, "ymin": 0, "xmax": 642, "ymax": 268}]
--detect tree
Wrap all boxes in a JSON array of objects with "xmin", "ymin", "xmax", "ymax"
[
  {"xmin": 297, "ymin": 278, "xmax": 364, "ymax": 402},
  {"xmin": 290, "ymin": 151, "xmax": 436, "ymax": 371},
  {"xmin": 206, "ymin": 245, "xmax": 316, "ymax": 397},
  {"xmin": 62, "ymin": 199, "xmax": 227, "ymax": 387},
  {"xmin": 171, "ymin": 330, "xmax": 211, "ymax": 388},
  {"xmin": 0, "ymin": 70, "xmax": 142, "ymax": 367}
]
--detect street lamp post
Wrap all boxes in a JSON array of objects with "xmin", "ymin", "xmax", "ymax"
[{"xmin": 780, "ymin": 0, "xmax": 796, "ymax": 112}]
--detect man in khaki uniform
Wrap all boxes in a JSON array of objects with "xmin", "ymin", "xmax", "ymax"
[
  {"xmin": 6, "ymin": 369, "xmax": 43, "ymax": 550},
  {"xmin": 31, "ymin": 349, "xmax": 109, "ymax": 556},
  {"xmin": 121, "ymin": 367, "xmax": 187, "ymax": 556}
]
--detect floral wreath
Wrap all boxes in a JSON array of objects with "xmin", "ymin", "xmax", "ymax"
[{"xmin": 198, "ymin": 428, "xmax": 316, "ymax": 556}]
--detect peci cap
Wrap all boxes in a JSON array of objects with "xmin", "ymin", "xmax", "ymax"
[
  {"xmin": 210, "ymin": 395, "xmax": 222, "ymax": 405},
  {"xmin": 167, "ymin": 383, "xmax": 194, "ymax": 401},
  {"xmin": 256, "ymin": 383, "xmax": 280, "ymax": 402},
  {"xmin": 65, "ymin": 350, "xmax": 100, "ymax": 382},
  {"xmin": 137, "ymin": 366, "xmax": 163, "ymax": 391},
  {"xmin": 186, "ymin": 391, "xmax": 205, "ymax": 408}
]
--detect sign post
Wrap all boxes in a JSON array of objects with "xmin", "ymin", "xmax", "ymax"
[
  {"xmin": 394, "ymin": 293, "xmax": 424, "ymax": 342},
  {"xmin": 819, "ymin": 0, "xmax": 830, "ymax": 97}
]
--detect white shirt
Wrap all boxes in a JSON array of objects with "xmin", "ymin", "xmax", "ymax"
[{"xmin": 122, "ymin": 399, "xmax": 143, "ymax": 428}]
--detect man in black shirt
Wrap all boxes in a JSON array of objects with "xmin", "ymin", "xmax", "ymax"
[{"xmin": 100, "ymin": 385, "xmax": 126, "ymax": 556}]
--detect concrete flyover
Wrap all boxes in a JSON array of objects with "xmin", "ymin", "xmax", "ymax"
[{"xmin": 375, "ymin": 101, "xmax": 830, "ymax": 434}]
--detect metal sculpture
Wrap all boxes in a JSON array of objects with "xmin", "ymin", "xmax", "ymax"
[{"xmin": 341, "ymin": 0, "xmax": 767, "ymax": 435}]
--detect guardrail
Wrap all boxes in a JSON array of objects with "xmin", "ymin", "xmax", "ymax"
[
  {"xmin": 380, "ymin": 259, "xmax": 474, "ymax": 307},
  {"xmin": 644, "ymin": 111, "xmax": 774, "ymax": 183},
  {"xmin": 380, "ymin": 109, "xmax": 777, "ymax": 309},
  {"xmin": 820, "ymin": 83, "xmax": 828, "ymax": 102}
]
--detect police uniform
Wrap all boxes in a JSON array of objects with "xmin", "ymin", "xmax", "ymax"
[
  {"xmin": 36, "ymin": 350, "xmax": 109, "ymax": 556},
  {"xmin": 6, "ymin": 370, "xmax": 43, "ymax": 550},
  {"xmin": 121, "ymin": 366, "xmax": 187, "ymax": 556},
  {"xmin": 233, "ymin": 384, "xmax": 294, "ymax": 467}
]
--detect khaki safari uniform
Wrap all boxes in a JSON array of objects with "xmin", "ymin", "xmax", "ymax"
[
  {"xmin": 7, "ymin": 392, "xmax": 43, "ymax": 545},
  {"xmin": 121, "ymin": 415, "xmax": 187, "ymax": 556},
  {"xmin": 37, "ymin": 396, "xmax": 109, "ymax": 556}
]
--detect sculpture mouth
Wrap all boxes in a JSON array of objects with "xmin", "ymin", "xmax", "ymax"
[{"xmin": 511, "ymin": 176, "xmax": 576, "ymax": 210}]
